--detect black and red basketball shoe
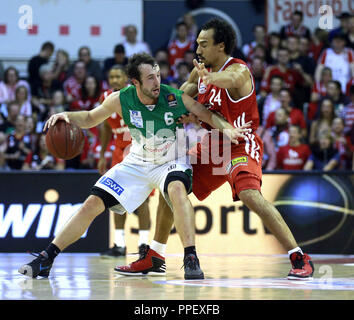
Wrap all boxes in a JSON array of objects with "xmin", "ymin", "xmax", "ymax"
[
  {"xmin": 287, "ymin": 252, "xmax": 314, "ymax": 280},
  {"xmin": 114, "ymin": 245, "xmax": 166, "ymax": 276}
]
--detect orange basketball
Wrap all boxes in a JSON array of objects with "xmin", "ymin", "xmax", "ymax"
[{"xmin": 45, "ymin": 120, "xmax": 85, "ymax": 160}]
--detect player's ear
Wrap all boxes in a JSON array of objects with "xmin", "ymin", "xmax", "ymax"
[
  {"xmin": 218, "ymin": 42, "xmax": 225, "ymax": 52},
  {"xmin": 131, "ymin": 78, "xmax": 139, "ymax": 86}
]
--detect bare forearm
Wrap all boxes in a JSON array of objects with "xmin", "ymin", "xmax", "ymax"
[{"xmin": 66, "ymin": 111, "xmax": 98, "ymax": 129}]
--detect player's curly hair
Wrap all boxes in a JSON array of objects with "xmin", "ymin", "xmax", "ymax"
[
  {"xmin": 126, "ymin": 53, "xmax": 157, "ymax": 84},
  {"xmin": 201, "ymin": 18, "xmax": 236, "ymax": 55}
]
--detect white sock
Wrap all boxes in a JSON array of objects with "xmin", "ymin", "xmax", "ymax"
[
  {"xmin": 288, "ymin": 247, "xmax": 303, "ymax": 257},
  {"xmin": 115, "ymin": 229, "xmax": 125, "ymax": 248},
  {"xmin": 138, "ymin": 230, "xmax": 150, "ymax": 246},
  {"xmin": 150, "ymin": 240, "xmax": 166, "ymax": 257}
]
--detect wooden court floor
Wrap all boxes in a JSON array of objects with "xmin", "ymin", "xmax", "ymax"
[{"xmin": 1, "ymin": 253, "xmax": 354, "ymax": 300}]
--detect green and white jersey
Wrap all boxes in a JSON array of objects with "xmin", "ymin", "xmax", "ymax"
[{"xmin": 120, "ymin": 84, "xmax": 189, "ymax": 164}]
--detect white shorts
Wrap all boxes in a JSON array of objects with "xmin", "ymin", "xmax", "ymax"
[{"xmin": 93, "ymin": 153, "xmax": 192, "ymax": 214}]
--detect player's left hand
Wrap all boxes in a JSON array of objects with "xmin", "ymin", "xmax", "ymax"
[
  {"xmin": 177, "ymin": 112, "xmax": 200, "ymax": 125},
  {"xmin": 227, "ymin": 121, "xmax": 252, "ymax": 145},
  {"xmin": 193, "ymin": 59, "xmax": 213, "ymax": 85}
]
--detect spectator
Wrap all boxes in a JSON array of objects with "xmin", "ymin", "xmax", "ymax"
[
  {"xmin": 346, "ymin": 14, "xmax": 354, "ymax": 50},
  {"xmin": 260, "ymin": 47, "xmax": 304, "ymax": 98},
  {"xmin": 309, "ymin": 98, "xmax": 335, "ymax": 145},
  {"xmin": 15, "ymin": 86, "xmax": 32, "ymax": 117},
  {"xmin": 242, "ymin": 25, "xmax": 267, "ymax": 62},
  {"xmin": 249, "ymin": 57, "xmax": 266, "ymax": 96},
  {"xmin": 0, "ymin": 102, "xmax": 20, "ymax": 135},
  {"xmin": 154, "ymin": 48, "xmax": 169, "ymax": 64},
  {"xmin": 304, "ymin": 133, "xmax": 340, "ymax": 171},
  {"xmin": 174, "ymin": 61, "xmax": 190, "ymax": 88},
  {"xmin": 182, "ymin": 13, "xmax": 198, "ymax": 43},
  {"xmin": 70, "ymin": 76, "xmax": 101, "ymax": 111},
  {"xmin": 265, "ymin": 32, "xmax": 281, "ymax": 65},
  {"xmin": 122, "ymin": 24, "xmax": 151, "ymax": 57},
  {"xmin": 25, "ymin": 115, "xmax": 38, "ymax": 151},
  {"xmin": 266, "ymin": 88, "xmax": 307, "ymax": 137},
  {"xmin": 277, "ymin": 125, "xmax": 311, "ymax": 170},
  {"xmin": 309, "ymin": 28, "xmax": 328, "ymax": 62},
  {"xmin": 22, "ymin": 133, "xmax": 65, "ymax": 171},
  {"xmin": 257, "ymin": 125, "xmax": 276, "ymax": 170},
  {"xmin": 184, "ymin": 50, "xmax": 197, "ymax": 70},
  {"xmin": 4, "ymin": 114, "xmax": 32, "ymax": 169},
  {"xmin": 168, "ymin": 22, "xmax": 194, "ymax": 75},
  {"xmin": 52, "ymin": 49, "xmax": 70, "ymax": 89},
  {"xmin": 159, "ymin": 61, "xmax": 174, "ymax": 85},
  {"xmin": 0, "ymin": 131, "xmax": 9, "ymax": 170},
  {"xmin": 102, "ymin": 44, "xmax": 128, "ymax": 80},
  {"xmin": 329, "ymin": 12, "xmax": 351, "ymax": 43},
  {"xmin": 32, "ymin": 64, "xmax": 60, "ymax": 120},
  {"xmin": 63, "ymin": 60, "xmax": 86, "ymax": 103},
  {"xmin": 267, "ymin": 107, "xmax": 290, "ymax": 150},
  {"xmin": 322, "ymin": 80, "xmax": 351, "ymax": 117},
  {"xmin": 280, "ymin": 10, "xmax": 311, "ymax": 40},
  {"xmin": 308, "ymin": 67, "xmax": 332, "ymax": 120},
  {"xmin": 288, "ymin": 35, "xmax": 316, "ymax": 77},
  {"xmin": 343, "ymin": 85, "xmax": 354, "ymax": 134},
  {"xmin": 0, "ymin": 67, "xmax": 31, "ymax": 105},
  {"xmin": 331, "ymin": 117, "xmax": 353, "ymax": 169},
  {"xmin": 27, "ymin": 41, "xmax": 54, "ymax": 92},
  {"xmin": 315, "ymin": 33, "xmax": 354, "ymax": 93},
  {"xmin": 51, "ymin": 90, "xmax": 68, "ymax": 114},
  {"xmin": 71, "ymin": 46, "xmax": 102, "ymax": 82},
  {"xmin": 261, "ymin": 75, "xmax": 283, "ymax": 126}
]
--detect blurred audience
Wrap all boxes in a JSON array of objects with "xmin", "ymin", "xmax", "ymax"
[{"xmin": 122, "ymin": 24, "xmax": 151, "ymax": 57}]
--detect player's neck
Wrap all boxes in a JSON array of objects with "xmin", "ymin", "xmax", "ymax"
[{"xmin": 211, "ymin": 55, "xmax": 231, "ymax": 72}]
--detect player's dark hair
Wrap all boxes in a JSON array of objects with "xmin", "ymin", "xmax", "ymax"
[
  {"xmin": 201, "ymin": 18, "xmax": 236, "ymax": 55},
  {"xmin": 127, "ymin": 53, "xmax": 157, "ymax": 83}
]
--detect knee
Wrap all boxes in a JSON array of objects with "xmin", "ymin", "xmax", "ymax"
[
  {"xmin": 167, "ymin": 180, "xmax": 186, "ymax": 201},
  {"xmin": 81, "ymin": 195, "xmax": 105, "ymax": 217}
]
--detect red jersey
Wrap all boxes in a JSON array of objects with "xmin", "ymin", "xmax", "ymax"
[
  {"xmin": 277, "ymin": 144, "xmax": 311, "ymax": 170},
  {"xmin": 168, "ymin": 39, "xmax": 194, "ymax": 68},
  {"xmin": 261, "ymin": 66, "xmax": 303, "ymax": 93},
  {"xmin": 99, "ymin": 89, "xmax": 131, "ymax": 165},
  {"xmin": 197, "ymin": 57, "xmax": 262, "ymax": 163}
]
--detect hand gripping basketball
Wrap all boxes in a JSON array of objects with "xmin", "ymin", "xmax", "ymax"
[{"xmin": 43, "ymin": 112, "xmax": 70, "ymax": 132}]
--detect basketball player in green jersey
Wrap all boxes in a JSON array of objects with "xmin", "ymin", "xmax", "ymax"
[{"xmin": 19, "ymin": 53, "xmax": 251, "ymax": 280}]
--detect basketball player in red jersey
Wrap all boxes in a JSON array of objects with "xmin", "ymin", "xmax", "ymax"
[
  {"xmin": 116, "ymin": 18, "xmax": 314, "ymax": 280},
  {"xmin": 98, "ymin": 65, "xmax": 151, "ymax": 258}
]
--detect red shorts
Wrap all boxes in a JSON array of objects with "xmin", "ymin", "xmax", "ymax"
[{"xmin": 189, "ymin": 132, "xmax": 263, "ymax": 201}]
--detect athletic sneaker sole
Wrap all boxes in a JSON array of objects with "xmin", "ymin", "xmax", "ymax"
[
  {"xmin": 114, "ymin": 268, "xmax": 166, "ymax": 276},
  {"xmin": 287, "ymin": 275, "xmax": 314, "ymax": 281},
  {"xmin": 18, "ymin": 265, "xmax": 35, "ymax": 278}
]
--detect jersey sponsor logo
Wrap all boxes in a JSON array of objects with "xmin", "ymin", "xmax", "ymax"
[
  {"xmin": 226, "ymin": 156, "xmax": 248, "ymax": 174},
  {"xmin": 99, "ymin": 177, "xmax": 124, "ymax": 196},
  {"xmin": 166, "ymin": 93, "xmax": 178, "ymax": 107},
  {"xmin": 130, "ymin": 110, "xmax": 143, "ymax": 128},
  {"xmin": 199, "ymin": 82, "xmax": 207, "ymax": 94}
]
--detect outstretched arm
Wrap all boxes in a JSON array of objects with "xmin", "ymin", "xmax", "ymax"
[
  {"xmin": 181, "ymin": 93, "xmax": 251, "ymax": 144},
  {"xmin": 44, "ymin": 91, "xmax": 122, "ymax": 130}
]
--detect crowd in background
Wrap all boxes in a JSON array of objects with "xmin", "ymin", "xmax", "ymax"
[{"xmin": 0, "ymin": 10, "xmax": 353, "ymax": 171}]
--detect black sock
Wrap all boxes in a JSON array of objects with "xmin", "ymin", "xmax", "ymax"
[
  {"xmin": 45, "ymin": 243, "xmax": 61, "ymax": 261},
  {"xmin": 184, "ymin": 246, "xmax": 197, "ymax": 258}
]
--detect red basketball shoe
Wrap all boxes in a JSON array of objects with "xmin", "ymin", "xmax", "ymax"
[
  {"xmin": 114, "ymin": 245, "xmax": 166, "ymax": 276},
  {"xmin": 287, "ymin": 252, "xmax": 314, "ymax": 280}
]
